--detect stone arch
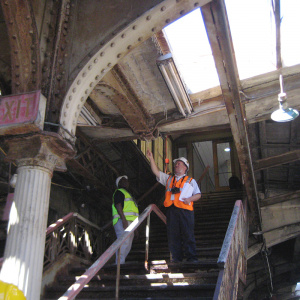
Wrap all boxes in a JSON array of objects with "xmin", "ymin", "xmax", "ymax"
[{"xmin": 59, "ymin": 0, "xmax": 210, "ymax": 143}]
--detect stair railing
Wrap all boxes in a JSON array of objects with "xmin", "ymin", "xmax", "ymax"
[
  {"xmin": 0, "ymin": 212, "xmax": 113, "ymax": 272},
  {"xmin": 213, "ymin": 200, "xmax": 248, "ymax": 300},
  {"xmin": 58, "ymin": 204, "xmax": 166, "ymax": 300},
  {"xmin": 44, "ymin": 212, "xmax": 105, "ymax": 271}
]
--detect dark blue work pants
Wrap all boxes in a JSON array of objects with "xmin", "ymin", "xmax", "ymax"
[{"xmin": 166, "ymin": 205, "xmax": 198, "ymax": 262}]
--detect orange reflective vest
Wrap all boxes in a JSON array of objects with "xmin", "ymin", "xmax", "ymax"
[{"xmin": 164, "ymin": 175, "xmax": 194, "ymax": 211}]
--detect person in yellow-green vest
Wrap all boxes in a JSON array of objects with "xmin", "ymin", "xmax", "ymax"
[{"xmin": 112, "ymin": 175, "xmax": 139, "ymax": 264}]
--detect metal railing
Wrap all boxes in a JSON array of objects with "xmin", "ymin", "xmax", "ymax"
[
  {"xmin": 58, "ymin": 204, "xmax": 166, "ymax": 300},
  {"xmin": 0, "ymin": 212, "xmax": 113, "ymax": 273},
  {"xmin": 213, "ymin": 200, "xmax": 248, "ymax": 300},
  {"xmin": 44, "ymin": 212, "xmax": 109, "ymax": 271}
]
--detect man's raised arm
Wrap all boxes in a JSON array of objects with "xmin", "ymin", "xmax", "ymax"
[{"xmin": 146, "ymin": 150, "xmax": 160, "ymax": 178}]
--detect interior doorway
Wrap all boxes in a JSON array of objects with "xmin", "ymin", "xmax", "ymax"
[
  {"xmin": 193, "ymin": 139, "xmax": 237, "ymax": 192},
  {"xmin": 213, "ymin": 141, "xmax": 233, "ymax": 190}
]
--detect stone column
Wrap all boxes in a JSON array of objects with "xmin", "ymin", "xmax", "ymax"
[{"xmin": 0, "ymin": 132, "xmax": 75, "ymax": 300}]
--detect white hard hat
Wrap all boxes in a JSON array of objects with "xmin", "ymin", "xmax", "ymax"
[
  {"xmin": 116, "ymin": 175, "xmax": 128, "ymax": 187},
  {"xmin": 173, "ymin": 157, "xmax": 189, "ymax": 171}
]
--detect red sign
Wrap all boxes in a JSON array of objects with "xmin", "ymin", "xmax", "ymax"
[
  {"xmin": 0, "ymin": 91, "xmax": 45, "ymax": 135},
  {"xmin": 0, "ymin": 91, "xmax": 41, "ymax": 125}
]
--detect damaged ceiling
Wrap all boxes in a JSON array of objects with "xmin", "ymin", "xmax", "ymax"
[{"xmin": 0, "ymin": 0, "xmax": 300, "ymax": 298}]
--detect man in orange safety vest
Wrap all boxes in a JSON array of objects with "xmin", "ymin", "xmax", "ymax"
[{"xmin": 147, "ymin": 150, "xmax": 201, "ymax": 263}]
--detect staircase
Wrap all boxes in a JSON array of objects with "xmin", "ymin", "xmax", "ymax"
[{"xmin": 43, "ymin": 190, "xmax": 243, "ymax": 299}]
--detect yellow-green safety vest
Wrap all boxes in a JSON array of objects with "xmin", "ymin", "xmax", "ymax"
[
  {"xmin": 0, "ymin": 280, "xmax": 26, "ymax": 299},
  {"xmin": 112, "ymin": 188, "xmax": 139, "ymax": 226}
]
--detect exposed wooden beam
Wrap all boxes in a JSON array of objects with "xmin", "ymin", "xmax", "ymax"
[
  {"xmin": 254, "ymin": 150, "xmax": 300, "ymax": 171},
  {"xmin": 201, "ymin": 0, "xmax": 259, "ymax": 224},
  {"xmin": 174, "ymin": 128, "xmax": 232, "ymax": 144},
  {"xmin": 260, "ymin": 190, "xmax": 300, "ymax": 207},
  {"xmin": 78, "ymin": 125, "xmax": 137, "ymax": 143},
  {"xmin": 289, "ymin": 120, "xmax": 298, "ymax": 187},
  {"xmin": 259, "ymin": 143, "xmax": 300, "ymax": 149},
  {"xmin": 258, "ymin": 122, "xmax": 268, "ymax": 194}
]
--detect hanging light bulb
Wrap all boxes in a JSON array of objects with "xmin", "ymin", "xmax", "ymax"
[{"xmin": 271, "ymin": 75, "xmax": 299, "ymax": 122}]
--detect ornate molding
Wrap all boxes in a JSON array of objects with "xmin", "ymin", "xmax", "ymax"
[{"xmin": 4, "ymin": 131, "xmax": 76, "ymax": 172}]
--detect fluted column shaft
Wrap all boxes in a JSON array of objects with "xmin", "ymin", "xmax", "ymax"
[
  {"xmin": 0, "ymin": 165, "xmax": 53, "ymax": 299},
  {"xmin": 0, "ymin": 132, "xmax": 75, "ymax": 300}
]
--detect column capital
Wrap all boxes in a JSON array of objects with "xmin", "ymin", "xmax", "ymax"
[{"xmin": 4, "ymin": 131, "xmax": 76, "ymax": 172}]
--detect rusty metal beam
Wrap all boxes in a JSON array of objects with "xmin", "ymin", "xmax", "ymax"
[
  {"xmin": 201, "ymin": 0, "xmax": 260, "ymax": 226},
  {"xmin": 154, "ymin": 31, "xmax": 171, "ymax": 55},
  {"xmin": 38, "ymin": 0, "xmax": 73, "ymax": 124},
  {"xmin": 96, "ymin": 73, "xmax": 157, "ymax": 140},
  {"xmin": 1, "ymin": 0, "xmax": 41, "ymax": 93},
  {"xmin": 111, "ymin": 65, "xmax": 156, "ymax": 137},
  {"xmin": 44, "ymin": 0, "xmax": 71, "ymax": 122}
]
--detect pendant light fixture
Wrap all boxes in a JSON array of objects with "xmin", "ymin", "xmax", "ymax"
[{"xmin": 271, "ymin": 74, "xmax": 299, "ymax": 122}]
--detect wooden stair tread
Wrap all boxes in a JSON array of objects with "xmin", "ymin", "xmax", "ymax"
[{"xmin": 43, "ymin": 190, "xmax": 243, "ymax": 299}]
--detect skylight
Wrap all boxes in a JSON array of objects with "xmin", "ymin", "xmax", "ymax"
[
  {"xmin": 281, "ymin": 0, "xmax": 300, "ymax": 67},
  {"xmin": 163, "ymin": 8, "xmax": 219, "ymax": 94},
  {"xmin": 225, "ymin": 0, "xmax": 277, "ymax": 79},
  {"xmin": 163, "ymin": 1, "xmax": 300, "ymax": 94}
]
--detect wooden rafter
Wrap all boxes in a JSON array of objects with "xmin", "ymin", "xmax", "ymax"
[
  {"xmin": 201, "ymin": 0, "xmax": 259, "ymax": 224},
  {"xmin": 258, "ymin": 121, "xmax": 268, "ymax": 194},
  {"xmin": 254, "ymin": 149, "xmax": 300, "ymax": 171},
  {"xmin": 260, "ymin": 190, "xmax": 300, "ymax": 207}
]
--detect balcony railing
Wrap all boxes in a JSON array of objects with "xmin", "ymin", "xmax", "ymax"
[{"xmin": 44, "ymin": 212, "xmax": 113, "ymax": 271}]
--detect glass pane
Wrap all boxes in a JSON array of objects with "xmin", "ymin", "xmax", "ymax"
[
  {"xmin": 217, "ymin": 142, "xmax": 232, "ymax": 187},
  {"xmin": 193, "ymin": 141, "xmax": 215, "ymax": 192},
  {"xmin": 225, "ymin": 0, "xmax": 276, "ymax": 79},
  {"xmin": 281, "ymin": 0, "xmax": 300, "ymax": 67},
  {"xmin": 164, "ymin": 8, "xmax": 220, "ymax": 93},
  {"xmin": 178, "ymin": 147, "xmax": 187, "ymax": 158}
]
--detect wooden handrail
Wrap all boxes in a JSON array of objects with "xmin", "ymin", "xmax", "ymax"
[
  {"xmin": 213, "ymin": 200, "xmax": 248, "ymax": 299},
  {"xmin": 58, "ymin": 204, "xmax": 166, "ymax": 300},
  {"xmin": 217, "ymin": 200, "xmax": 246, "ymax": 267},
  {"xmin": 197, "ymin": 165, "xmax": 210, "ymax": 185}
]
